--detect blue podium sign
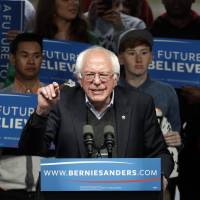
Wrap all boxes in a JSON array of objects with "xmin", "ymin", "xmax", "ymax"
[
  {"xmin": 40, "ymin": 158, "xmax": 161, "ymax": 191},
  {"xmin": 150, "ymin": 38, "xmax": 200, "ymax": 88},
  {"xmin": 0, "ymin": 0, "xmax": 24, "ymax": 83},
  {"xmin": 40, "ymin": 39, "xmax": 91, "ymax": 84},
  {"xmin": 0, "ymin": 93, "xmax": 36, "ymax": 148}
]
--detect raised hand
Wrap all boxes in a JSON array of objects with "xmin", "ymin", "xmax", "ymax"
[{"xmin": 36, "ymin": 82, "xmax": 60, "ymax": 116}]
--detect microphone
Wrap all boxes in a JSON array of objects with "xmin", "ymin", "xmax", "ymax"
[
  {"xmin": 104, "ymin": 125, "xmax": 115, "ymax": 158},
  {"xmin": 83, "ymin": 125, "xmax": 95, "ymax": 157}
]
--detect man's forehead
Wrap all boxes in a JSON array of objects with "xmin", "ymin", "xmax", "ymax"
[
  {"xmin": 16, "ymin": 42, "xmax": 41, "ymax": 51},
  {"xmin": 17, "ymin": 49, "xmax": 42, "ymax": 54},
  {"xmin": 84, "ymin": 50, "xmax": 111, "ymax": 62},
  {"xmin": 82, "ymin": 62, "xmax": 113, "ymax": 72},
  {"xmin": 126, "ymin": 46, "xmax": 151, "ymax": 51}
]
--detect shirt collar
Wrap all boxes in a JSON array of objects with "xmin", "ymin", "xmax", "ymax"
[
  {"xmin": 119, "ymin": 74, "xmax": 152, "ymax": 91},
  {"xmin": 137, "ymin": 75, "xmax": 152, "ymax": 91},
  {"xmin": 85, "ymin": 91, "xmax": 115, "ymax": 120}
]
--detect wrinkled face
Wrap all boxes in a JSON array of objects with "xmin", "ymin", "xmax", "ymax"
[
  {"xmin": 11, "ymin": 42, "xmax": 42, "ymax": 80},
  {"xmin": 162, "ymin": 0, "xmax": 194, "ymax": 18},
  {"xmin": 55, "ymin": 0, "xmax": 79, "ymax": 21},
  {"xmin": 79, "ymin": 50, "xmax": 118, "ymax": 109},
  {"xmin": 119, "ymin": 45, "xmax": 152, "ymax": 78}
]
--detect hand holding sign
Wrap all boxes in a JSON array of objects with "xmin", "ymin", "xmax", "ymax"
[
  {"xmin": 36, "ymin": 82, "xmax": 60, "ymax": 116},
  {"xmin": 6, "ymin": 30, "xmax": 22, "ymax": 42},
  {"xmin": 164, "ymin": 131, "xmax": 181, "ymax": 147}
]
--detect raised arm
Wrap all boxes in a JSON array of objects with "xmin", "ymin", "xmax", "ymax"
[{"xmin": 19, "ymin": 82, "xmax": 60, "ymax": 156}]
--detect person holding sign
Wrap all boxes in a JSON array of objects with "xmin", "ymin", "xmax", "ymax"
[
  {"xmin": 150, "ymin": 1, "xmax": 200, "ymax": 198},
  {"xmin": 35, "ymin": 0, "xmax": 97, "ymax": 44},
  {"xmin": 6, "ymin": 0, "xmax": 36, "ymax": 42},
  {"xmin": 19, "ymin": 46, "xmax": 173, "ymax": 200},
  {"xmin": 0, "ymin": 33, "xmax": 44, "ymax": 200},
  {"xmin": 3, "ymin": 0, "xmax": 37, "ymax": 89},
  {"xmin": 87, "ymin": 0, "xmax": 146, "ymax": 52},
  {"xmin": 117, "ymin": 28, "xmax": 182, "ymax": 200}
]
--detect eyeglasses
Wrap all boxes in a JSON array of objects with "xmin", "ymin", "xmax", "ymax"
[{"xmin": 81, "ymin": 72, "xmax": 115, "ymax": 82}]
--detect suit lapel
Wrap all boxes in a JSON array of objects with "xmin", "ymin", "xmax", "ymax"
[
  {"xmin": 114, "ymin": 87, "xmax": 132, "ymax": 157},
  {"xmin": 69, "ymin": 86, "xmax": 133, "ymax": 157},
  {"xmin": 70, "ymin": 88, "xmax": 87, "ymax": 157}
]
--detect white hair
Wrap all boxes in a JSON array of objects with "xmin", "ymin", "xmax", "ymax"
[{"xmin": 75, "ymin": 46, "xmax": 120, "ymax": 78}]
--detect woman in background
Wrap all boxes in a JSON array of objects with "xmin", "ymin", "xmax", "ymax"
[
  {"xmin": 35, "ymin": 0, "xmax": 96, "ymax": 43},
  {"xmin": 114, "ymin": 0, "xmax": 154, "ymax": 28}
]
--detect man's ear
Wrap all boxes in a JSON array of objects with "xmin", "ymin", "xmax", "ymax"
[
  {"xmin": 113, "ymin": 74, "xmax": 119, "ymax": 87},
  {"xmin": 76, "ymin": 74, "xmax": 83, "ymax": 88},
  {"xmin": 78, "ymin": 79, "xmax": 83, "ymax": 87},
  {"xmin": 9, "ymin": 54, "xmax": 15, "ymax": 66}
]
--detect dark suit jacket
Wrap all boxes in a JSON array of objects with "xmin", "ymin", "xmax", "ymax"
[{"xmin": 19, "ymin": 85, "xmax": 173, "ymax": 200}]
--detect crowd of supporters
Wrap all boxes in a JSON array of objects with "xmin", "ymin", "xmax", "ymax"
[{"xmin": 0, "ymin": 1, "xmax": 200, "ymax": 200}]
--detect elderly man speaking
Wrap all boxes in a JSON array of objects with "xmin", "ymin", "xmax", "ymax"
[{"xmin": 19, "ymin": 46, "xmax": 173, "ymax": 200}]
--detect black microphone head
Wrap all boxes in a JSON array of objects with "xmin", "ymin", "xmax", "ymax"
[
  {"xmin": 104, "ymin": 125, "xmax": 114, "ymax": 138},
  {"xmin": 83, "ymin": 124, "xmax": 94, "ymax": 138},
  {"xmin": 83, "ymin": 124, "xmax": 94, "ymax": 157},
  {"xmin": 104, "ymin": 125, "xmax": 115, "ymax": 157}
]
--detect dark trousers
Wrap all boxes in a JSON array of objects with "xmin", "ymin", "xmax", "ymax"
[
  {"xmin": 0, "ymin": 189, "xmax": 36, "ymax": 200},
  {"xmin": 179, "ymin": 149, "xmax": 200, "ymax": 200},
  {"xmin": 167, "ymin": 177, "xmax": 179, "ymax": 200}
]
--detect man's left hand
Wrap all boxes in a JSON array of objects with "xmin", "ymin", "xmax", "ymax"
[{"xmin": 164, "ymin": 132, "xmax": 181, "ymax": 147}]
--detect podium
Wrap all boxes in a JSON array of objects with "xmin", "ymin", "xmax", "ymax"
[{"xmin": 39, "ymin": 158, "xmax": 163, "ymax": 200}]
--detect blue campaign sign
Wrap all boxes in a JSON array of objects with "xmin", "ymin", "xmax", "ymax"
[
  {"xmin": 40, "ymin": 39, "xmax": 91, "ymax": 84},
  {"xmin": 150, "ymin": 38, "xmax": 200, "ymax": 88},
  {"xmin": 0, "ymin": 93, "xmax": 37, "ymax": 148},
  {"xmin": 0, "ymin": 0, "xmax": 24, "ymax": 82},
  {"xmin": 40, "ymin": 158, "xmax": 161, "ymax": 191}
]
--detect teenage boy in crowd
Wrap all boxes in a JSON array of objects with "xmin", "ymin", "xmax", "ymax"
[
  {"xmin": 19, "ymin": 46, "xmax": 173, "ymax": 200},
  {"xmin": 151, "ymin": 1, "xmax": 200, "ymax": 198},
  {"xmin": 118, "ymin": 29, "xmax": 182, "ymax": 200}
]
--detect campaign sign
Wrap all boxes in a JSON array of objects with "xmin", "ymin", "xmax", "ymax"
[
  {"xmin": 0, "ymin": 0, "xmax": 24, "ymax": 82},
  {"xmin": 40, "ymin": 158, "xmax": 161, "ymax": 191},
  {"xmin": 40, "ymin": 39, "xmax": 91, "ymax": 84},
  {"xmin": 0, "ymin": 93, "xmax": 36, "ymax": 148},
  {"xmin": 150, "ymin": 38, "xmax": 200, "ymax": 88}
]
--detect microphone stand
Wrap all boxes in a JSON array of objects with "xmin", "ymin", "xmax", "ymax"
[
  {"xmin": 104, "ymin": 125, "xmax": 115, "ymax": 158},
  {"xmin": 83, "ymin": 125, "xmax": 95, "ymax": 158}
]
